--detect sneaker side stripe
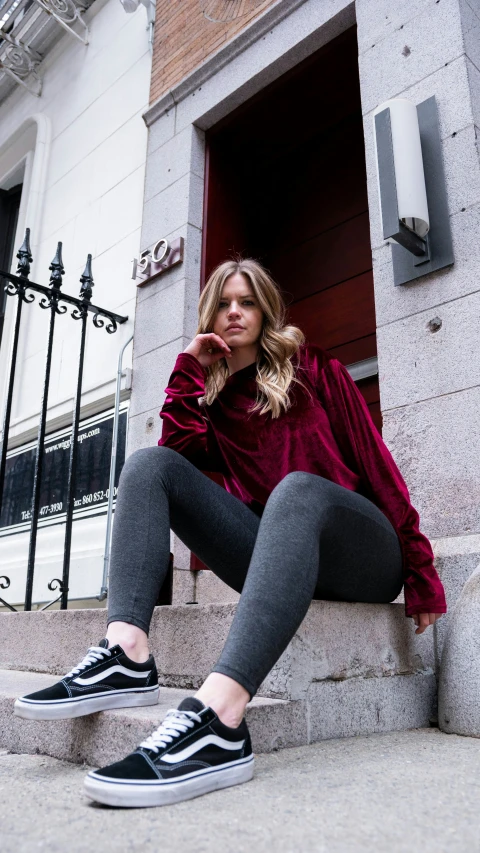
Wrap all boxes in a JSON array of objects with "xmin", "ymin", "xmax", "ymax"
[
  {"xmin": 72, "ymin": 665, "xmax": 152, "ymax": 685},
  {"xmin": 161, "ymin": 734, "xmax": 245, "ymax": 764},
  {"xmin": 89, "ymin": 754, "xmax": 254, "ymax": 786},
  {"xmin": 16, "ymin": 685, "xmax": 159, "ymax": 706}
]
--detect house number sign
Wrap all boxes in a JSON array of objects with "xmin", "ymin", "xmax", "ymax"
[{"xmin": 132, "ymin": 236, "xmax": 184, "ymax": 287}]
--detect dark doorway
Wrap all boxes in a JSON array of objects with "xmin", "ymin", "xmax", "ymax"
[
  {"xmin": 0, "ymin": 184, "xmax": 22, "ymax": 350},
  {"xmin": 202, "ymin": 27, "xmax": 380, "ymax": 430}
]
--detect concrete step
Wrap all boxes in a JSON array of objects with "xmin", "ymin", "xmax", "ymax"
[
  {"xmin": 0, "ymin": 602, "xmax": 438, "ymax": 753},
  {"xmin": 0, "ymin": 601, "xmax": 435, "ymax": 702},
  {"xmin": 0, "ymin": 670, "xmax": 306, "ymax": 764},
  {"xmin": 0, "ymin": 666, "xmax": 438, "ymax": 765}
]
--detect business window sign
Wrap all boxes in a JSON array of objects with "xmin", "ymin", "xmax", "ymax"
[{"xmin": 0, "ymin": 406, "xmax": 127, "ymax": 537}]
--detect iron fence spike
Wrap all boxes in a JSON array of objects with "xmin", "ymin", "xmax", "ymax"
[
  {"xmin": 79, "ymin": 253, "xmax": 94, "ymax": 302},
  {"xmin": 49, "ymin": 241, "xmax": 65, "ymax": 290},
  {"xmin": 16, "ymin": 228, "xmax": 33, "ymax": 279}
]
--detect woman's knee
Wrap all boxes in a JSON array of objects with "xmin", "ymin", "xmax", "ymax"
[
  {"xmin": 271, "ymin": 471, "xmax": 334, "ymax": 499},
  {"xmin": 119, "ymin": 445, "xmax": 180, "ymax": 488},
  {"xmin": 266, "ymin": 471, "xmax": 335, "ymax": 514}
]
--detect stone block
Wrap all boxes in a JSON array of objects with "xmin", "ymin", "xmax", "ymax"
[
  {"xmin": 356, "ymin": 0, "xmax": 432, "ymax": 55},
  {"xmin": 430, "ymin": 534, "xmax": 480, "ymax": 663},
  {"xmin": 194, "ymin": 570, "xmax": 240, "ymax": 606},
  {"xmin": 381, "ymin": 388, "xmax": 480, "ymax": 540},
  {"xmin": 246, "ymin": 696, "xmax": 308, "ymax": 752},
  {"xmin": 183, "ymin": 275, "xmax": 205, "ymax": 341},
  {"xmin": 0, "ymin": 609, "xmax": 108, "ymax": 675},
  {"xmin": 460, "ymin": 0, "xmax": 480, "ymax": 73},
  {"xmin": 133, "ymin": 279, "xmax": 186, "ymax": 359},
  {"xmin": 358, "ymin": 0, "xmax": 463, "ymax": 116},
  {"xmin": 372, "ymin": 201, "xmax": 480, "ymax": 327},
  {"xmin": 129, "ymin": 335, "xmax": 191, "ymax": 418},
  {"xmin": 259, "ymin": 601, "xmax": 434, "ymax": 701},
  {"xmin": 467, "ymin": 56, "xmax": 480, "ymax": 129},
  {"xmin": 438, "ymin": 562, "xmax": 480, "ymax": 735},
  {"xmin": 146, "ymin": 102, "xmax": 175, "ymax": 156},
  {"xmin": 308, "ymin": 672, "xmax": 437, "ymax": 741},
  {"xmin": 465, "ymin": 0, "xmax": 480, "ymax": 17},
  {"xmin": 172, "ymin": 534, "xmax": 194, "ymax": 572},
  {"xmin": 437, "ymin": 123, "xmax": 480, "ymax": 216},
  {"xmin": 140, "ymin": 172, "xmax": 204, "ymax": 252},
  {"xmin": 150, "ymin": 604, "xmax": 236, "ymax": 690},
  {"xmin": 389, "ymin": 54, "xmax": 474, "ymax": 137},
  {"xmin": 144, "ymin": 125, "xmax": 205, "ymax": 203},
  {"xmin": 126, "ymin": 406, "xmax": 163, "ymax": 455},
  {"xmin": 171, "ymin": 568, "xmax": 197, "ymax": 605},
  {"xmin": 376, "ymin": 289, "xmax": 480, "ymax": 410}
]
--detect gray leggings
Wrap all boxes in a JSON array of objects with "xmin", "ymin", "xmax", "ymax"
[{"xmin": 107, "ymin": 446, "xmax": 403, "ymax": 698}]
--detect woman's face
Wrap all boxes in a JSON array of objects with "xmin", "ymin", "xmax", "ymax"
[{"xmin": 213, "ymin": 273, "xmax": 264, "ymax": 350}]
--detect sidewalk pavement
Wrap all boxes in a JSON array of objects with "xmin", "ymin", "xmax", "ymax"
[{"xmin": 2, "ymin": 728, "xmax": 480, "ymax": 853}]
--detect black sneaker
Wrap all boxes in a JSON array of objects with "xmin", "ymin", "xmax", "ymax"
[
  {"xmin": 84, "ymin": 697, "xmax": 254, "ymax": 807},
  {"xmin": 14, "ymin": 638, "xmax": 159, "ymax": 721}
]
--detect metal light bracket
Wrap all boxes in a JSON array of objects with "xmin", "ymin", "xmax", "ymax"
[{"xmin": 374, "ymin": 95, "xmax": 454, "ymax": 286}]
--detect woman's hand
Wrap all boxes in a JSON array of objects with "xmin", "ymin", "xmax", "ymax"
[
  {"xmin": 412, "ymin": 612, "xmax": 443, "ymax": 634},
  {"xmin": 183, "ymin": 333, "xmax": 232, "ymax": 369}
]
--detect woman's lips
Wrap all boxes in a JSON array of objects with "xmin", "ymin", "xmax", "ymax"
[{"xmin": 226, "ymin": 326, "xmax": 244, "ymax": 332}]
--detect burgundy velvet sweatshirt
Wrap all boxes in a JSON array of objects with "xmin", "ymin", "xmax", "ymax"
[{"xmin": 158, "ymin": 343, "xmax": 447, "ymax": 618}]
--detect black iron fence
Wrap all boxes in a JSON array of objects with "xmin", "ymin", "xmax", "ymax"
[{"xmin": 0, "ymin": 229, "xmax": 128, "ymax": 611}]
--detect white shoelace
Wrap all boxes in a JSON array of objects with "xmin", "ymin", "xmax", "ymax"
[
  {"xmin": 65, "ymin": 646, "xmax": 112, "ymax": 679},
  {"xmin": 139, "ymin": 709, "xmax": 202, "ymax": 754}
]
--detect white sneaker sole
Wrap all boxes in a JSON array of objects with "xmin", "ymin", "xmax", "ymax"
[
  {"xmin": 14, "ymin": 686, "xmax": 160, "ymax": 721},
  {"xmin": 84, "ymin": 756, "xmax": 255, "ymax": 808}
]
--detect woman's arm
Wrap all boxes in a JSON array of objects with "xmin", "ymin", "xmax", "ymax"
[
  {"xmin": 158, "ymin": 352, "xmax": 224, "ymax": 473},
  {"xmin": 312, "ymin": 349, "xmax": 446, "ymax": 619}
]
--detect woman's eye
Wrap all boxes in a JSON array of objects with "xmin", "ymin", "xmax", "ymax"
[{"xmin": 219, "ymin": 301, "xmax": 254, "ymax": 307}]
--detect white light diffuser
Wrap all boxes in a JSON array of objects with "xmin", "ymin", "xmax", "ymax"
[{"xmin": 373, "ymin": 97, "xmax": 430, "ymax": 241}]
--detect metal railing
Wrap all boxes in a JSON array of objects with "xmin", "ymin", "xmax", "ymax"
[{"xmin": 0, "ymin": 228, "xmax": 128, "ymax": 611}]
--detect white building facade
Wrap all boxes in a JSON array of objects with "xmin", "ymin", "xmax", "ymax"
[{"xmin": 0, "ymin": 0, "xmax": 152, "ymax": 608}]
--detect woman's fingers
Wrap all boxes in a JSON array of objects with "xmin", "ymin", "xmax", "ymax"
[
  {"xmin": 412, "ymin": 612, "xmax": 443, "ymax": 634},
  {"xmin": 201, "ymin": 333, "xmax": 232, "ymax": 363},
  {"xmin": 200, "ymin": 334, "xmax": 231, "ymax": 357},
  {"xmin": 414, "ymin": 613, "xmax": 429, "ymax": 634},
  {"xmin": 206, "ymin": 333, "xmax": 231, "ymax": 353},
  {"xmin": 183, "ymin": 333, "xmax": 232, "ymax": 365}
]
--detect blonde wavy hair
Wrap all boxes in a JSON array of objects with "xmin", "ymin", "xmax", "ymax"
[{"xmin": 196, "ymin": 258, "xmax": 313, "ymax": 419}]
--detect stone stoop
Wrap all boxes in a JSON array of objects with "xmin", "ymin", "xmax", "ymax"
[
  {"xmin": 0, "ymin": 601, "xmax": 437, "ymax": 762},
  {"xmin": 0, "ymin": 671, "xmax": 305, "ymax": 764}
]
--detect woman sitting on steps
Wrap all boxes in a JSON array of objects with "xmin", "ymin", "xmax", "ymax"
[{"xmin": 14, "ymin": 258, "xmax": 447, "ymax": 809}]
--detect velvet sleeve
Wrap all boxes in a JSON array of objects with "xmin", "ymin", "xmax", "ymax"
[
  {"xmin": 158, "ymin": 352, "xmax": 224, "ymax": 473},
  {"xmin": 313, "ymin": 351, "xmax": 446, "ymax": 618}
]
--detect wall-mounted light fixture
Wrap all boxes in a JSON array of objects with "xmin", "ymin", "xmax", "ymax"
[{"xmin": 373, "ymin": 95, "xmax": 454, "ymax": 285}]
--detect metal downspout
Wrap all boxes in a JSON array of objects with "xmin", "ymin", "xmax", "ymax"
[{"xmin": 98, "ymin": 334, "xmax": 133, "ymax": 600}]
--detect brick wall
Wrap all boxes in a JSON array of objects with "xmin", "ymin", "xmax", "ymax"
[{"xmin": 150, "ymin": 0, "xmax": 277, "ymax": 105}]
